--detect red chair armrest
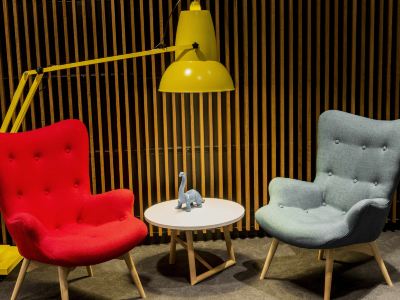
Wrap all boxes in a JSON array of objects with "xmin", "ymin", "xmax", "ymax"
[
  {"xmin": 79, "ymin": 189, "xmax": 134, "ymax": 225},
  {"xmin": 7, "ymin": 213, "xmax": 47, "ymax": 253}
]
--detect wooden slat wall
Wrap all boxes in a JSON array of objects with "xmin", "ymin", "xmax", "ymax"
[{"xmin": 0, "ymin": 0, "xmax": 400, "ymax": 242}]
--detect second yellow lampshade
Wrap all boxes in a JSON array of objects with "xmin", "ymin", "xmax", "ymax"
[{"xmin": 158, "ymin": 1, "xmax": 234, "ymax": 93}]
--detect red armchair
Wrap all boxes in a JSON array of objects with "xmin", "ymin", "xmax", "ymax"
[{"xmin": 0, "ymin": 120, "xmax": 148, "ymax": 299}]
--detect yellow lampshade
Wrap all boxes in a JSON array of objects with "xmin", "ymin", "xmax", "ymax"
[{"xmin": 159, "ymin": 1, "xmax": 234, "ymax": 93}]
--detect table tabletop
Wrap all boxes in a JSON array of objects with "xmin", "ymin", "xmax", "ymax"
[{"xmin": 144, "ymin": 198, "xmax": 245, "ymax": 230}]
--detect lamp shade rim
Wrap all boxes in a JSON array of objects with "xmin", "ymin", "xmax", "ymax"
[{"xmin": 159, "ymin": 61, "xmax": 234, "ymax": 93}]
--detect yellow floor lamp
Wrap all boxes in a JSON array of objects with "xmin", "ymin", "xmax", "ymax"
[{"xmin": 0, "ymin": 0, "xmax": 234, "ymax": 275}]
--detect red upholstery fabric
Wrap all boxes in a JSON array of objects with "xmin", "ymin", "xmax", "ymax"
[{"xmin": 0, "ymin": 120, "xmax": 147, "ymax": 267}]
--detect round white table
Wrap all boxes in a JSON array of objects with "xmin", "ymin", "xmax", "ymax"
[{"xmin": 144, "ymin": 198, "xmax": 244, "ymax": 285}]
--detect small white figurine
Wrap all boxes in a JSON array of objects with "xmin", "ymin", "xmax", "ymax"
[{"xmin": 176, "ymin": 171, "xmax": 204, "ymax": 212}]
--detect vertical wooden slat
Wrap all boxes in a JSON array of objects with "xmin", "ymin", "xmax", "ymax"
[
  {"xmin": 385, "ymin": 0, "xmax": 393, "ymax": 120},
  {"xmin": 316, "ymin": 0, "xmax": 321, "ymax": 119},
  {"xmin": 110, "ymin": 0, "xmax": 124, "ymax": 188},
  {"xmin": 2, "ymin": 0, "xmax": 15, "ymax": 121},
  {"xmin": 205, "ymin": 0, "xmax": 214, "ymax": 198},
  {"xmin": 100, "ymin": 0, "xmax": 116, "ymax": 189},
  {"xmin": 32, "ymin": 0, "xmax": 45, "ymax": 126},
  {"xmin": 120, "ymin": 0, "xmax": 133, "ymax": 193},
  {"xmin": 333, "ymin": 0, "xmax": 339, "ymax": 110},
  {"xmin": 91, "ymin": 0, "xmax": 106, "ymax": 192},
  {"xmin": 158, "ymin": 0, "xmax": 170, "ymax": 202},
  {"xmin": 168, "ymin": 0, "xmax": 179, "ymax": 198},
  {"xmin": 81, "ymin": 1, "xmax": 97, "ymax": 194},
  {"xmin": 242, "ymin": 0, "xmax": 250, "ymax": 231},
  {"xmin": 298, "ymin": 0, "xmax": 303, "ymax": 180},
  {"xmin": 41, "ymin": 1, "xmax": 55, "ymax": 125},
  {"xmin": 148, "ymin": 2, "xmax": 162, "ymax": 222},
  {"xmin": 62, "ymin": 0, "xmax": 74, "ymax": 118},
  {"xmin": 342, "ymin": 0, "xmax": 348, "ymax": 112},
  {"xmin": 208, "ymin": 94, "xmax": 215, "ymax": 197},
  {"xmin": 271, "ymin": 0, "xmax": 277, "ymax": 181},
  {"xmin": 139, "ymin": 0, "xmax": 153, "ymax": 235},
  {"xmin": 130, "ymin": 1, "xmax": 144, "ymax": 219},
  {"xmin": 368, "ymin": 0, "xmax": 376, "ymax": 119},
  {"xmin": 261, "ymin": 0, "xmax": 268, "ymax": 204},
  {"xmin": 190, "ymin": 92, "xmax": 197, "ymax": 190},
  {"xmin": 324, "ymin": 0, "xmax": 330, "ymax": 111},
  {"xmin": 395, "ymin": 0, "xmax": 400, "ymax": 120},
  {"xmin": 0, "ymin": 48, "xmax": 6, "ymax": 118},
  {"xmin": 350, "ymin": 0, "xmax": 358, "ymax": 114},
  {"xmin": 288, "ymin": 0, "xmax": 294, "ymax": 179},
  {"xmin": 279, "ymin": 0, "xmax": 285, "ymax": 176},
  {"xmin": 359, "ymin": 0, "xmax": 366, "ymax": 116},
  {"xmin": 22, "ymin": 0, "xmax": 36, "ymax": 129},
  {"xmin": 386, "ymin": 0, "xmax": 395, "ymax": 222},
  {"xmin": 199, "ymin": 93, "xmax": 205, "ymax": 196},
  {"xmin": 251, "ymin": 0, "xmax": 259, "ymax": 229},
  {"xmin": 224, "ymin": 0, "xmax": 233, "ymax": 200},
  {"xmin": 215, "ymin": 1, "xmax": 223, "ymax": 199},
  {"xmin": 377, "ymin": 0, "xmax": 384, "ymax": 119},
  {"xmin": 233, "ymin": 0, "xmax": 242, "ymax": 230},
  {"xmin": 11, "ymin": 0, "xmax": 26, "ymax": 129},
  {"xmin": 52, "ymin": 0, "xmax": 64, "ymax": 120},
  {"xmin": 306, "ymin": 0, "xmax": 312, "ymax": 181},
  {"xmin": 71, "ymin": 1, "xmax": 83, "ymax": 121}
]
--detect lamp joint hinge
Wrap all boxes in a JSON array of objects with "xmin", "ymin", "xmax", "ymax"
[{"xmin": 36, "ymin": 67, "xmax": 44, "ymax": 75}]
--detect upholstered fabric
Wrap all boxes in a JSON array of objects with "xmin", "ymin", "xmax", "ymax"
[
  {"xmin": 0, "ymin": 120, "xmax": 148, "ymax": 266},
  {"xmin": 256, "ymin": 110, "xmax": 400, "ymax": 249}
]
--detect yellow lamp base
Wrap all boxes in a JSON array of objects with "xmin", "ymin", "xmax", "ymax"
[{"xmin": 0, "ymin": 245, "xmax": 23, "ymax": 275}]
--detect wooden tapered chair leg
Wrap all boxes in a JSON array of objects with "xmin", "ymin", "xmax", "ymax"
[
  {"xmin": 10, "ymin": 258, "xmax": 30, "ymax": 300},
  {"xmin": 86, "ymin": 266, "xmax": 93, "ymax": 277},
  {"xmin": 324, "ymin": 249, "xmax": 334, "ymax": 300},
  {"xmin": 369, "ymin": 241, "xmax": 393, "ymax": 287},
  {"xmin": 260, "ymin": 238, "xmax": 279, "ymax": 280},
  {"xmin": 123, "ymin": 253, "xmax": 146, "ymax": 298},
  {"xmin": 58, "ymin": 267, "xmax": 70, "ymax": 300},
  {"xmin": 318, "ymin": 249, "xmax": 324, "ymax": 260}
]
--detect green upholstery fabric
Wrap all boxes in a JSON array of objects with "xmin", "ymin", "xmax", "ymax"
[{"xmin": 256, "ymin": 110, "xmax": 400, "ymax": 249}]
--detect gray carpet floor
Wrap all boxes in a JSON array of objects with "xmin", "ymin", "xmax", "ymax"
[{"xmin": 2, "ymin": 230, "xmax": 400, "ymax": 299}]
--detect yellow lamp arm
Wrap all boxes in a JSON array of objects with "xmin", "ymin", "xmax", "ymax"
[{"xmin": 1, "ymin": 44, "xmax": 194, "ymax": 134}]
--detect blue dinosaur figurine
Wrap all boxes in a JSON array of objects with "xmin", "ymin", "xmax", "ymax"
[{"xmin": 176, "ymin": 171, "xmax": 204, "ymax": 212}]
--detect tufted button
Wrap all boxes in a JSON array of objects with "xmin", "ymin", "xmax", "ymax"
[
  {"xmin": 353, "ymin": 178, "xmax": 358, "ymax": 183},
  {"xmin": 8, "ymin": 153, "xmax": 14, "ymax": 161},
  {"xmin": 44, "ymin": 188, "xmax": 50, "ymax": 195},
  {"xmin": 77, "ymin": 218, "xmax": 82, "ymax": 224},
  {"xmin": 279, "ymin": 204, "xmax": 284, "ymax": 208},
  {"xmin": 65, "ymin": 146, "xmax": 71, "ymax": 153},
  {"xmin": 362, "ymin": 145, "xmax": 366, "ymax": 150},
  {"xmin": 305, "ymin": 210, "xmax": 309, "ymax": 213},
  {"xmin": 119, "ymin": 216, "xmax": 126, "ymax": 221},
  {"xmin": 322, "ymin": 202, "xmax": 327, "ymax": 206},
  {"xmin": 335, "ymin": 139, "xmax": 340, "ymax": 144},
  {"xmin": 383, "ymin": 145, "xmax": 387, "ymax": 151},
  {"xmin": 33, "ymin": 152, "xmax": 41, "ymax": 161},
  {"xmin": 374, "ymin": 181, "xmax": 378, "ymax": 186},
  {"xmin": 16, "ymin": 190, "xmax": 23, "ymax": 198},
  {"xmin": 73, "ymin": 180, "xmax": 80, "ymax": 188},
  {"xmin": 342, "ymin": 211, "xmax": 346, "ymax": 215},
  {"xmin": 328, "ymin": 171, "xmax": 332, "ymax": 176}
]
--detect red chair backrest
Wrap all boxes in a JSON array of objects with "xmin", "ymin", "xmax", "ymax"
[{"xmin": 0, "ymin": 120, "xmax": 91, "ymax": 228}]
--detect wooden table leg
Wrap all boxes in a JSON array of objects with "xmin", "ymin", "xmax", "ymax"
[
  {"xmin": 169, "ymin": 230, "xmax": 177, "ymax": 264},
  {"xmin": 223, "ymin": 226, "xmax": 235, "ymax": 261},
  {"xmin": 185, "ymin": 231, "xmax": 197, "ymax": 285}
]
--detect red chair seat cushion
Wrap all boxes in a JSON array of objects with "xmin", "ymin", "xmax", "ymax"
[{"xmin": 37, "ymin": 216, "xmax": 147, "ymax": 267}]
